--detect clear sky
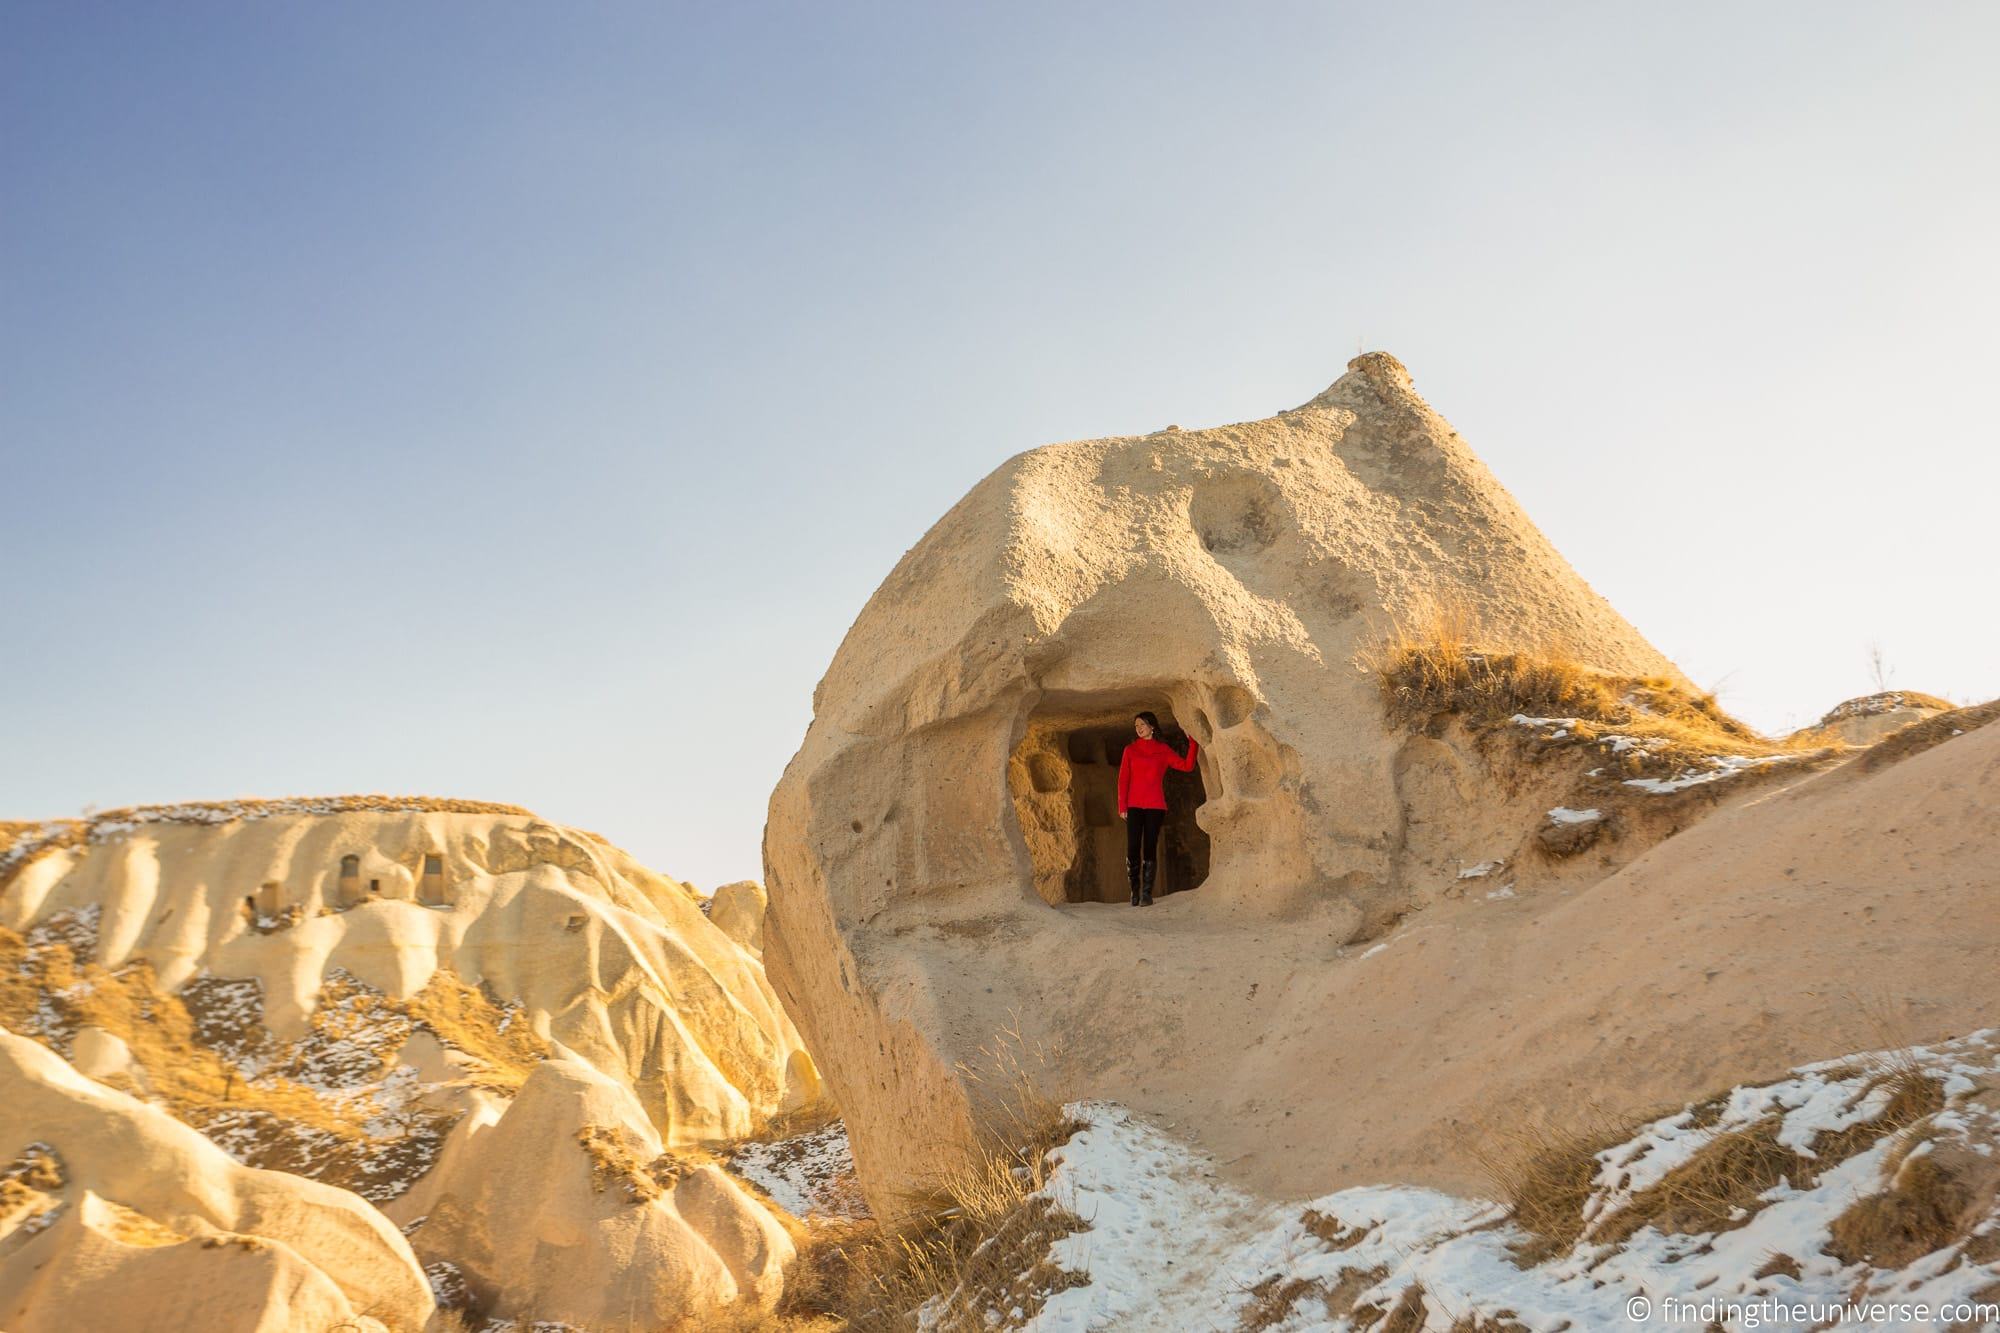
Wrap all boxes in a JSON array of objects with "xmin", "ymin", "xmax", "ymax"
[{"xmin": 5, "ymin": 3, "xmax": 1996, "ymax": 890}]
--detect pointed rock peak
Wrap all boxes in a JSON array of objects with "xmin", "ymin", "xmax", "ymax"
[
  {"xmin": 1301, "ymin": 350, "xmax": 1419, "ymax": 413},
  {"xmin": 1346, "ymin": 350, "xmax": 1413, "ymax": 390}
]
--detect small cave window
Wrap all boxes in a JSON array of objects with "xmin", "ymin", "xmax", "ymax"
[
  {"xmin": 419, "ymin": 853, "xmax": 450, "ymax": 907},
  {"xmin": 254, "ymin": 881, "xmax": 282, "ymax": 916},
  {"xmin": 1008, "ymin": 694, "xmax": 1211, "ymax": 906},
  {"xmin": 335, "ymin": 854, "xmax": 367, "ymax": 908}
]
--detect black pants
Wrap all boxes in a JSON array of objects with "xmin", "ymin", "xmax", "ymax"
[{"xmin": 1125, "ymin": 807, "xmax": 1166, "ymax": 870}]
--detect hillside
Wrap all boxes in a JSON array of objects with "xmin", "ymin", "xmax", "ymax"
[{"xmin": 0, "ymin": 798, "xmax": 831, "ymax": 1330}]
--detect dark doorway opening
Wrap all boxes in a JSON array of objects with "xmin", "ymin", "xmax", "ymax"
[{"xmin": 1009, "ymin": 695, "xmax": 1211, "ymax": 905}]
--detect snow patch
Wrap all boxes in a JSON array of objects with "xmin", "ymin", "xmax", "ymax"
[
  {"xmin": 728, "ymin": 1120, "xmax": 867, "ymax": 1219},
  {"xmin": 1009, "ymin": 1032, "xmax": 2000, "ymax": 1332}
]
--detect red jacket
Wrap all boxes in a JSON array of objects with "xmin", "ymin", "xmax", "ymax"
[{"xmin": 1118, "ymin": 735, "xmax": 1199, "ymax": 813}]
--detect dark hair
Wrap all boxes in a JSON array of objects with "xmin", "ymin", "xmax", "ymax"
[{"xmin": 1134, "ymin": 711, "xmax": 1161, "ymax": 732}]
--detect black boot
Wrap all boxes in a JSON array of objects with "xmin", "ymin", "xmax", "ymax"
[
  {"xmin": 1140, "ymin": 861, "xmax": 1156, "ymax": 907},
  {"xmin": 1126, "ymin": 857, "xmax": 1142, "ymax": 907}
]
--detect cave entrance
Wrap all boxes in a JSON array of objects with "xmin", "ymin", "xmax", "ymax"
[{"xmin": 1008, "ymin": 694, "xmax": 1210, "ymax": 906}]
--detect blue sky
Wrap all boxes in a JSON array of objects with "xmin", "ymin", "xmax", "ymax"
[{"xmin": 6, "ymin": 3, "xmax": 1997, "ymax": 888}]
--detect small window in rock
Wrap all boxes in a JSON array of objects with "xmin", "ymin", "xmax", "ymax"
[
  {"xmin": 369, "ymin": 879, "xmax": 381, "ymax": 894},
  {"xmin": 420, "ymin": 853, "xmax": 449, "ymax": 907}
]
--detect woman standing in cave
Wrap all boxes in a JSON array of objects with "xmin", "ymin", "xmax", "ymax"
[{"xmin": 1117, "ymin": 711, "xmax": 1199, "ymax": 908}]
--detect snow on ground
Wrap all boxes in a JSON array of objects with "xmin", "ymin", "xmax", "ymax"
[
  {"xmin": 1016, "ymin": 1033, "xmax": 2000, "ymax": 1332},
  {"xmin": 1508, "ymin": 712, "xmax": 1825, "ymax": 799},
  {"xmin": 728, "ymin": 1118, "xmax": 869, "ymax": 1219},
  {"xmin": 1621, "ymin": 754, "xmax": 1791, "ymax": 794},
  {"xmin": 1546, "ymin": 806, "xmax": 1602, "ymax": 825}
]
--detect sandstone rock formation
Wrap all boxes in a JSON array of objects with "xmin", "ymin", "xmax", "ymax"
[
  {"xmin": 709, "ymin": 879, "xmax": 770, "ymax": 953},
  {"xmin": 1, "ymin": 1027, "xmax": 432, "ymax": 1333},
  {"xmin": 1809, "ymin": 690, "xmax": 1953, "ymax": 745},
  {"xmin": 0, "ymin": 798, "xmax": 823, "ymax": 1327},
  {"xmin": 411, "ymin": 1052, "xmax": 797, "ymax": 1326},
  {"xmin": 763, "ymin": 354, "xmax": 2000, "ymax": 1217}
]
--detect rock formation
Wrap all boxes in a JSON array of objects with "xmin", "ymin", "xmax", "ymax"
[
  {"xmin": 0, "ymin": 798, "xmax": 823, "ymax": 1327},
  {"xmin": 763, "ymin": 354, "xmax": 2000, "ymax": 1217},
  {"xmin": 1, "ymin": 1028, "xmax": 433, "ymax": 1332},
  {"xmin": 411, "ymin": 1052, "xmax": 796, "ymax": 1326},
  {"xmin": 1809, "ymin": 689, "xmax": 1953, "ymax": 745}
]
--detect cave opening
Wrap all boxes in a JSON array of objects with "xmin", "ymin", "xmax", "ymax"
[{"xmin": 1008, "ymin": 693, "xmax": 1211, "ymax": 905}]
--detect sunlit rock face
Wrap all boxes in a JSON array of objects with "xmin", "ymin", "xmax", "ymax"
[
  {"xmin": 763, "ymin": 354, "xmax": 1682, "ymax": 1214},
  {"xmin": 2, "ymin": 799, "xmax": 825, "ymax": 1325}
]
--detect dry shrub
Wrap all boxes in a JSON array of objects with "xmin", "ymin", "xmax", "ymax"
[
  {"xmin": 771, "ymin": 1021, "xmax": 1088, "ymax": 1332},
  {"xmin": 1593, "ymin": 1119, "xmax": 1807, "ymax": 1245},
  {"xmin": 575, "ymin": 1124, "xmax": 689, "ymax": 1204},
  {"xmin": 1233, "ymin": 1267, "xmax": 1431, "ymax": 1331},
  {"xmin": 1813, "ymin": 1071, "xmax": 1946, "ymax": 1172},
  {"xmin": 1302, "ymin": 1208, "xmax": 1371, "ymax": 1249},
  {"xmin": 4, "ymin": 1143, "xmax": 66, "ymax": 1191},
  {"xmin": 1370, "ymin": 598, "xmax": 1831, "ymax": 778},
  {"xmin": 1238, "ymin": 1275, "xmax": 1330, "ymax": 1331},
  {"xmin": 1467, "ymin": 1107, "xmax": 1641, "ymax": 1264},
  {"xmin": 0, "ymin": 821, "xmax": 49, "ymax": 863},
  {"xmin": 1377, "ymin": 1283, "xmax": 1430, "ymax": 1333},
  {"xmin": 402, "ymin": 968, "xmax": 548, "ymax": 1090},
  {"xmin": 1754, "ymin": 1252, "xmax": 1803, "ymax": 1281},
  {"xmin": 1825, "ymin": 1154, "xmax": 1971, "ymax": 1267},
  {"xmin": 1474, "ymin": 1021, "xmax": 1956, "ymax": 1270},
  {"xmin": 1326, "ymin": 1266, "xmax": 1392, "ymax": 1320}
]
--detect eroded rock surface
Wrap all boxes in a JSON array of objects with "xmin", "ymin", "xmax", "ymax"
[
  {"xmin": 0, "ymin": 800, "xmax": 822, "ymax": 1326},
  {"xmin": 764, "ymin": 355, "xmax": 2000, "ymax": 1218}
]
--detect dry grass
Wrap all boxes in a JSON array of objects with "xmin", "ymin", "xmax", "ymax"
[
  {"xmin": 1812, "ymin": 1070, "xmax": 1946, "ymax": 1171},
  {"xmin": 575, "ymin": 1123, "xmax": 690, "ymax": 1204},
  {"xmin": 1474, "ymin": 1025, "xmax": 1955, "ymax": 1269},
  {"xmin": 1, "ymin": 919, "xmax": 370, "ymax": 1140},
  {"xmin": 402, "ymin": 968, "xmax": 548, "ymax": 1090},
  {"xmin": 1593, "ymin": 1119, "xmax": 1806, "ymax": 1245},
  {"xmin": 0, "ymin": 912, "xmax": 552, "ymax": 1202},
  {"xmin": 1859, "ymin": 698, "xmax": 2000, "ymax": 773},
  {"xmin": 1590, "ymin": 1063, "xmax": 1948, "ymax": 1249},
  {"xmin": 1302, "ymin": 1208, "xmax": 1371, "ymax": 1250},
  {"xmin": 1371, "ymin": 600, "xmax": 1835, "ymax": 780},
  {"xmin": 1466, "ymin": 1106, "xmax": 1642, "ymax": 1264},
  {"xmin": 1826, "ymin": 1154, "xmax": 1970, "ymax": 1267},
  {"xmin": 759, "ymin": 1022, "xmax": 1089, "ymax": 1333},
  {"xmin": 1237, "ymin": 1275, "xmax": 1331, "ymax": 1330},
  {"xmin": 0, "ymin": 821, "xmax": 47, "ymax": 863},
  {"xmin": 1376, "ymin": 1283, "xmax": 1431, "ymax": 1332},
  {"xmin": 98, "ymin": 1196, "xmax": 187, "ymax": 1247}
]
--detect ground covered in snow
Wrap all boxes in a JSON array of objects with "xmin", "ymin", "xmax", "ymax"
[
  {"xmin": 987, "ymin": 1033, "xmax": 2000, "ymax": 1332},
  {"xmin": 729, "ymin": 1118, "xmax": 870, "ymax": 1219}
]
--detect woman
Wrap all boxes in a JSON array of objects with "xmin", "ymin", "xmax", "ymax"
[{"xmin": 1116, "ymin": 711, "xmax": 1200, "ymax": 907}]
